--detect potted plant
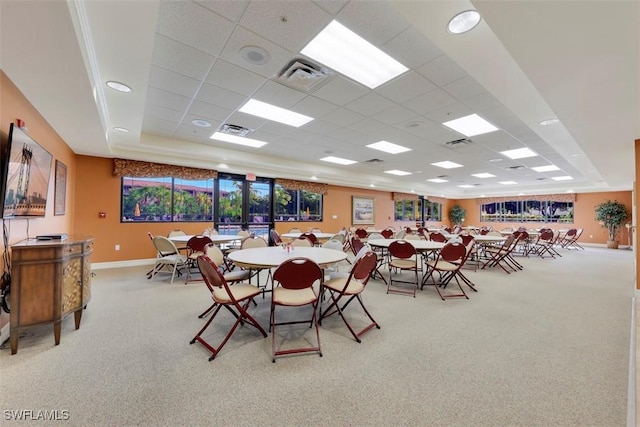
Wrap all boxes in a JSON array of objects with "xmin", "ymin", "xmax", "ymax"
[
  {"xmin": 448, "ymin": 204, "xmax": 466, "ymax": 227},
  {"xmin": 594, "ymin": 200, "xmax": 629, "ymax": 249}
]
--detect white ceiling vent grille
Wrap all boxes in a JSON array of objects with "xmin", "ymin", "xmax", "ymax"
[
  {"xmin": 219, "ymin": 123, "xmax": 252, "ymax": 137},
  {"xmin": 275, "ymin": 59, "xmax": 334, "ymax": 92}
]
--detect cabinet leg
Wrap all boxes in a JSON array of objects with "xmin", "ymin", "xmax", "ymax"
[
  {"xmin": 10, "ymin": 334, "xmax": 18, "ymax": 355},
  {"xmin": 54, "ymin": 321, "xmax": 61, "ymax": 345},
  {"xmin": 74, "ymin": 310, "xmax": 82, "ymax": 329}
]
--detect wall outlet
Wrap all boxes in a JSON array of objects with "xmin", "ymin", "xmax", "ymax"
[
  {"xmin": 115, "ymin": 244, "xmax": 120, "ymax": 251},
  {"xmin": 332, "ymin": 215, "xmax": 337, "ymax": 219}
]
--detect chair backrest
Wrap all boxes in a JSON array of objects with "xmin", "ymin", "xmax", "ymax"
[
  {"xmin": 322, "ymin": 238, "xmax": 344, "ymax": 251},
  {"xmin": 405, "ymin": 226, "xmax": 413, "ymax": 234},
  {"xmin": 293, "ymin": 236, "xmax": 312, "ymax": 247},
  {"xmin": 270, "ymin": 229, "xmax": 282, "ymax": 245},
  {"xmin": 429, "ymin": 232, "xmax": 446, "ymax": 242},
  {"xmin": 354, "ymin": 228, "xmax": 368, "ymax": 239},
  {"xmin": 330, "ymin": 233, "xmax": 345, "ymax": 243},
  {"xmin": 565, "ymin": 228, "xmax": 577, "ymax": 238},
  {"xmin": 388, "ymin": 240, "xmax": 416, "ymax": 260},
  {"xmin": 479, "ymin": 229, "xmax": 489, "ymax": 235},
  {"xmin": 394, "ymin": 229, "xmax": 406, "ymax": 239},
  {"xmin": 197, "ymin": 255, "xmax": 225, "ymax": 293},
  {"xmin": 575, "ymin": 228, "xmax": 584, "ymax": 239},
  {"xmin": 405, "ymin": 233, "xmax": 420, "ymax": 240},
  {"xmin": 381, "ymin": 229, "xmax": 394, "ymax": 239},
  {"xmin": 350, "ymin": 236, "xmax": 365, "ymax": 255},
  {"xmin": 460, "ymin": 235, "xmax": 475, "ymax": 251},
  {"xmin": 237, "ymin": 230, "xmax": 251, "ymax": 238},
  {"xmin": 301, "ymin": 232, "xmax": 318, "ymax": 246},
  {"xmin": 273, "ymin": 257, "xmax": 323, "ymax": 290},
  {"xmin": 288, "ymin": 227, "xmax": 302, "ymax": 233},
  {"xmin": 204, "ymin": 243, "xmax": 225, "ymax": 267},
  {"xmin": 311, "ymin": 227, "xmax": 323, "ymax": 233},
  {"xmin": 168, "ymin": 229, "xmax": 186, "ymax": 238},
  {"xmin": 452, "ymin": 225, "xmax": 462, "ymax": 234},
  {"xmin": 241, "ymin": 236, "xmax": 268, "ymax": 249},
  {"xmin": 439, "ymin": 242, "xmax": 466, "ymax": 264},
  {"xmin": 368, "ymin": 232, "xmax": 384, "ymax": 241},
  {"xmin": 187, "ymin": 235, "xmax": 213, "ymax": 253},
  {"xmin": 153, "ymin": 235, "xmax": 180, "ymax": 257},
  {"xmin": 349, "ymin": 251, "xmax": 377, "ymax": 284},
  {"xmin": 501, "ymin": 233, "xmax": 517, "ymax": 249},
  {"xmin": 203, "ymin": 227, "xmax": 218, "ymax": 236},
  {"xmin": 539, "ymin": 229, "xmax": 554, "ymax": 242}
]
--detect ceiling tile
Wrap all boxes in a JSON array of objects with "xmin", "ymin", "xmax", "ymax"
[
  {"xmin": 205, "ymin": 59, "xmax": 265, "ymax": 96},
  {"xmin": 377, "ymin": 71, "xmax": 436, "ymax": 104},
  {"xmin": 312, "ymin": 76, "xmax": 369, "ymax": 106},
  {"xmin": 195, "ymin": 82, "xmax": 247, "ymax": 110},
  {"xmin": 417, "ymin": 55, "xmax": 467, "ymax": 87},
  {"xmin": 345, "ymin": 93, "xmax": 395, "ymax": 117},
  {"xmin": 151, "ymin": 34, "xmax": 215, "ymax": 81},
  {"xmin": 148, "ymin": 65, "xmax": 201, "ymax": 98},
  {"xmin": 195, "ymin": 0, "xmax": 250, "ymax": 23},
  {"xmin": 403, "ymin": 88, "xmax": 458, "ymax": 115}
]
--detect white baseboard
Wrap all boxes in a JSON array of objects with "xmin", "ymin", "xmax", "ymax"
[
  {"xmin": 92, "ymin": 259, "xmax": 155, "ymax": 270},
  {"xmin": 627, "ymin": 296, "xmax": 636, "ymax": 427}
]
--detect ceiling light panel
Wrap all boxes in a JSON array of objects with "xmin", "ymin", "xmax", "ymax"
[
  {"xmin": 384, "ymin": 170, "xmax": 412, "ymax": 176},
  {"xmin": 531, "ymin": 165, "xmax": 560, "ymax": 172},
  {"xmin": 210, "ymin": 132, "xmax": 267, "ymax": 148},
  {"xmin": 499, "ymin": 181, "xmax": 518, "ymax": 185},
  {"xmin": 471, "ymin": 173, "xmax": 496, "ymax": 178},
  {"xmin": 500, "ymin": 147, "xmax": 538, "ymax": 159},
  {"xmin": 442, "ymin": 113, "xmax": 498, "ymax": 137},
  {"xmin": 458, "ymin": 184, "xmax": 475, "ymax": 188},
  {"xmin": 551, "ymin": 176, "xmax": 573, "ymax": 181},
  {"xmin": 431, "ymin": 161, "xmax": 463, "ymax": 169},
  {"xmin": 427, "ymin": 178, "xmax": 449, "ymax": 183},
  {"xmin": 448, "ymin": 10, "xmax": 481, "ymax": 34},
  {"xmin": 301, "ymin": 20, "xmax": 408, "ymax": 89},
  {"xmin": 366, "ymin": 140, "xmax": 411, "ymax": 154},
  {"xmin": 320, "ymin": 156, "xmax": 357, "ymax": 165},
  {"xmin": 239, "ymin": 99, "xmax": 313, "ymax": 127}
]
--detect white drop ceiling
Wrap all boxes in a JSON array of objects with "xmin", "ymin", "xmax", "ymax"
[{"xmin": 1, "ymin": 0, "xmax": 638, "ymax": 198}]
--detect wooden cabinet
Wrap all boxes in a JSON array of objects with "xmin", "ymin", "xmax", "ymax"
[{"xmin": 9, "ymin": 236, "xmax": 93, "ymax": 354}]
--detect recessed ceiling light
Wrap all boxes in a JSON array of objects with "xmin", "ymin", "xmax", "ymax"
[
  {"xmin": 210, "ymin": 132, "xmax": 267, "ymax": 148},
  {"xmin": 488, "ymin": 158, "xmax": 503, "ymax": 163},
  {"xmin": 310, "ymin": 176, "xmax": 318, "ymax": 181},
  {"xmin": 218, "ymin": 163, "xmax": 229, "ymax": 169},
  {"xmin": 499, "ymin": 181, "xmax": 518, "ymax": 185},
  {"xmin": 447, "ymin": 10, "xmax": 481, "ymax": 34},
  {"xmin": 551, "ymin": 175, "xmax": 573, "ymax": 181},
  {"xmin": 370, "ymin": 184, "xmax": 375, "ymax": 188},
  {"xmin": 320, "ymin": 156, "xmax": 357, "ymax": 165},
  {"xmin": 239, "ymin": 99, "xmax": 313, "ymax": 127},
  {"xmin": 192, "ymin": 119, "xmax": 211, "ymax": 127},
  {"xmin": 531, "ymin": 165, "xmax": 560, "ymax": 172},
  {"xmin": 540, "ymin": 118, "xmax": 560, "ymax": 126},
  {"xmin": 427, "ymin": 178, "xmax": 449, "ymax": 183},
  {"xmin": 384, "ymin": 170, "xmax": 412, "ymax": 176},
  {"xmin": 239, "ymin": 45, "xmax": 270, "ymax": 65},
  {"xmin": 106, "ymin": 81, "xmax": 132, "ymax": 93},
  {"xmin": 471, "ymin": 173, "xmax": 496, "ymax": 178},
  {"xmin": 301, "ymin": 20, "xmax": 408, "ymax": 89},
  {"xmin": 366, "ymin": 140, "xmax": 411, "ymax": 154},
  {"xmin": 431, "ymin": 161, "xmax": 463, "ymax": 169},
  {"xmin": 500, "ymin": 147, "xmax": 538, "ymax": 159},
  {"xmin": 458, "ymin": 184, "xmax": 475, "ymax": 188},
  {"xmin": 442, "ymin": 113, "xmax": 498, "ymax": 137},
  {"xmin": 113, "ymin": 127, "xmax": 130, "ymax": 133},
  {"xmin": 566, "ymin": 189, "xmax": 574, "ymax": 193}
]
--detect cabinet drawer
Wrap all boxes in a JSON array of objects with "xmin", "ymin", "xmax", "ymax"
[{"xmin": 65, "ymin": 244, "xmax": 84, "ymax": 256}]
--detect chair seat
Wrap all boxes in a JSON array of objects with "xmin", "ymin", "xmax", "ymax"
[
  {"xmin": 273, "ymin": 287, "xmax": 317, "ymax": 306},
  {"xmin": 223, "ymin": 269, "xmax": 251, "ymax": 282},
  {"xmin": 188, "ymin": 251, "xmax": 205, "ymax": 260},
  {"xmin": 213, "ymin": 283, "xmax": 261, "ymax": 304},
  {"xmin": 390, "ymin": 259, "xmax": 415, "ymax": 269},
  {"xmin": 426, "ymin": 260, "xmax": 459, "ymax": 271},
  {"xmin": 322, "ymin": 277, "xmax": 365, "ymax": 295},
  {"xmin": 157, "ymin": 254, "xmax": 187, "ymax": 265}
]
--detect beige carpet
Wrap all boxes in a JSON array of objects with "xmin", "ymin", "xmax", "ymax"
[{"xmin": 0, "ymin": 246, "xmax": 634, "ymax": 426}]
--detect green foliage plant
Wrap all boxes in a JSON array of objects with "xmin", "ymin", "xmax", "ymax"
[
  {"xmin": 448, "ymin": 204, "xmax": 466, "ymax": 227},
  {"xmin": 594, "ymin": 200, "xmax": 629, "ymax": 242}
]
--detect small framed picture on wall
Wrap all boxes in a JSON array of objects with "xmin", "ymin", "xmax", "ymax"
[
  {"xmin": 352, "ymin": 196, "xmax": 375, "ymax": 224},
  {"xmin": 54, "ymin": 160, "xmax": 67, "ymax": 216}
]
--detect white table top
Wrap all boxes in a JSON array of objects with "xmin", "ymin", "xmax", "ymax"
[
  {"xmin": 367, "ymin": 239, "xmax": 445, "ymax": 251},
  {"xmin": 281, "ymin": 232, "xmax": 337, "ymax": 240},
  {"xmin": 228, "ymin": 246, "xmax": 347, "ymax": 269},
  {"xmin": 169, "ymin": 234, "xmax": 243, "ymax": 244},
  {"xmin": 473, "ymin": 235, "xmax": 508, "ymax": 243}
]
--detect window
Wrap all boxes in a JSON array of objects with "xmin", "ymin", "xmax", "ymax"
[
  {"xmin": 480, "ymin": 200, "xmax": 573, "ymax": 223},
  {"xmin": 423, "ymin": 200, "xmax": 442, "ymax": 221},
  {"xmin": 274, "ymin": 185, "xmax": 323, "ymax": 221},
  {"xmin": 394, "ymin": 200, "xmax": 415, "ymax": 221},
  {"xmin": 121, "ymin": 176, "xmax": 213, "ymax": 222}
]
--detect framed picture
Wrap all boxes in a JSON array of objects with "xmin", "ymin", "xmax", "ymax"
[
  {"xmin": 352, "ymin": 196, "xmax": 375, "ymax": 224},
  {"xmin": 54, "ymin": 160, "xmax": 67, "ymax": 215}
]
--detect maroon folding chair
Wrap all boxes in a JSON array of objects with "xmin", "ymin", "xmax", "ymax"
[
  {"xmin": 185, "ymin": 235, "xmax": 213, "ymax": 284},
  {"xmin": 190, "ymin": 255, "xmax": 267, "ymax": 361},
  {"xmin": 270, "ymin": 257, "xmax": 323, "ymax": 362},
  {"xmin": 429, "ymin": 232, "xmax": 447, "ymax": 243},
  {"xmin": 387, "ymin": 240, "xmax": 418, "ymax": 297},
  {"xmin": 381, "ymin": 229, "xmax": 394, "ymax": 239},
  {"xmin": 354, "ymin": 228, "xmax": 368, "ymax": 239},
  {"xmin": 319, "ymin": 251, "xmax": 380, "ymax": 342},
  {"xmin": 481, "ymin": 234, "xmax": 521, "ymax": 273},
  {"xmin": 301, "ymin": 232, "xmax": 318, "ymax": 246},
  {"xmin": 421, "ymin": 242, "xmax": 469, "ymax": 300}
]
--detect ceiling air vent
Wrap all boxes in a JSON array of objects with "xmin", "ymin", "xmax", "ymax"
[
  {"xmin": 507, "ymin": 165, "xmax": 525, "ymax": 170},
  {"xmin": 219, "ymin": 123, "xmax": 252, "ymax": 137},
  {"xmin": 364, "ymin": 158, "xmax": 384, "ymax": 164},
  {"xmin": 274, "ymin": 59, "xmax": 334, "ymax": 92},
  {"xmin": 445, "ymin": 138, "xmax": 473, "ymax": 146}
]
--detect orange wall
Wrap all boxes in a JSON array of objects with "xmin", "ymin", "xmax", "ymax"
[
  {"xmin": 0, "ymin": 72, "xmax": 77, "ymax": 329},
  {"xmin": 455, "ymin": 191, "xmax": 633, "ymax": 245}
]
